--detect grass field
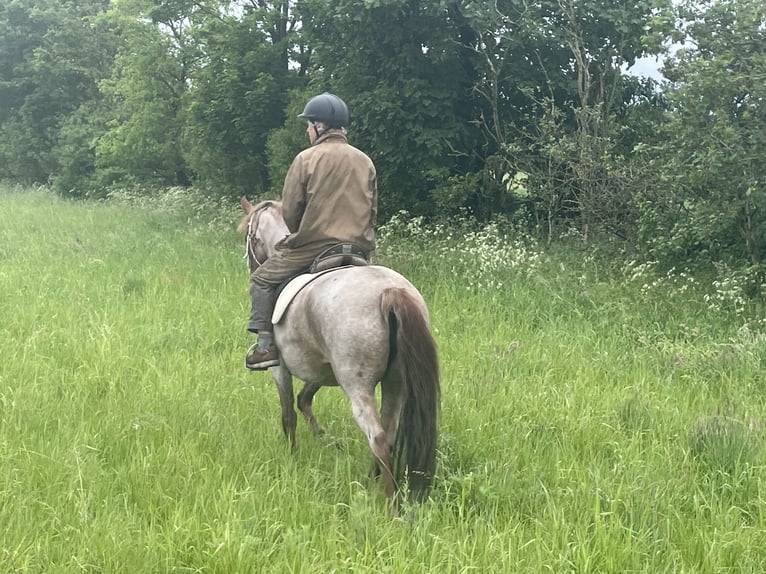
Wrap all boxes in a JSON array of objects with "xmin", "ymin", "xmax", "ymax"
[{"xmin": 1, "ymin": 186, "xmax": 766, "ymax": 572}]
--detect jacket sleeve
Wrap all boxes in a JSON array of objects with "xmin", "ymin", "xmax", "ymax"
[{"xmin": 281, "ymin": 155, "xmax": 305, "ymax": 233}]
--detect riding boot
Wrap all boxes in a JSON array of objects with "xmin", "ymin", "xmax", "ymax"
[
  {"xmin": 245, "ymin": 341, "xmax": 279, "ymax": 370},
  {"xmin": 245, "ymin": 328, "xmax": 280, "ymax": 370}
]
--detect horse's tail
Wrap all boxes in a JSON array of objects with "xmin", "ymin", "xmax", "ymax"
[{"xmin": 381, "ymin": 287, "xmax": 440, "ymax": 499}]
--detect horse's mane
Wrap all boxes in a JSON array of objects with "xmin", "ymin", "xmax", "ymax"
[{"xmin": 237, "ymin": 197, "xmax": 283, "ymax": 233}]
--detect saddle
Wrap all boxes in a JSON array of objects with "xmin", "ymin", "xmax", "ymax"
[
  {"xmin": 309, "ymin": 243, "xmax": 369, "ymax": 273},
  {"xmin": 272, "ymin": 243, "xmax": 370, "ymax": 324}
]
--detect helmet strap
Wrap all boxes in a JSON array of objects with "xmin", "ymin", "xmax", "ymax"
[{"xmin": 311, "ymin": 121, "xmax": 329, "ymax": 142}]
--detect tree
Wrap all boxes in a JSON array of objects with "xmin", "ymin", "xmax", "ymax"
[
  {"xmin": 641, "ymin": 0, "xmax": 766, "ymax": 281},
  {"xmin": 463, "ymin": 0, "xmax": 673, "ymax": 236},
  {"xmin": 95, "ymin": 0, "xmax": 199, "ymax": 188},
  {"xmin": 182, "ymin": 0, "xmax": 303, "ymax": 196},
  {"xmin": 0, "ymin": 0, "xmax": 114, "ymax": 186},
  {"xmin": 297, "ymin": 0, "xmax": 484, "ymax": 217}
]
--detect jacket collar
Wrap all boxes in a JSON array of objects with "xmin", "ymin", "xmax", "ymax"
[{"xmin": 313, "ymin": 129, "xmax": 347, "ymax": 146}]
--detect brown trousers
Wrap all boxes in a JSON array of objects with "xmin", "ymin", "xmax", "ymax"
[{"xmin": 247, "ymin": 246, "xmax": 322, "ymax": 332}]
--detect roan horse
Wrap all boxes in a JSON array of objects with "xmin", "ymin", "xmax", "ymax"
[{"xmin": 239, "ymin": 196, "xmax": 440, "ymax": 502}]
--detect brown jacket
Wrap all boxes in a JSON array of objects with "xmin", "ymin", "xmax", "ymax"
[{"xmin": 280, "ymin": 130, "xmax": 377, "ymax": 253}]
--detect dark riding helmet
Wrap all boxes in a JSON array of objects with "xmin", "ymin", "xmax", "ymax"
[{"xmin": 297, "ymin": 93, "xmax": 350, "ymax": 128}]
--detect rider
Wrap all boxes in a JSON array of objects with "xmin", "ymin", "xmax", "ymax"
[{"xmin": 245, "ymin": 92, "xmax": 378, "ymax": 370}]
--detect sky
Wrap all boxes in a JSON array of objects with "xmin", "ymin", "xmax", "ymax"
[{"xmin": 627, "ymin": 55, "xmax": 667, "ymax": 82}]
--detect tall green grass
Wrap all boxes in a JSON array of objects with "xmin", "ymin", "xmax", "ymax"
[{"xmin": 1, "ymin": 186, "xmax": 765, "ymax": 572}]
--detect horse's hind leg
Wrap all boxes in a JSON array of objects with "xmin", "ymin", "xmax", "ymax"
[
  {"xmin": 372, "ymin": 370, "xmax": 404, "ymax": 479},
  {"xmin": 270, "ymin": 364, "xmax": 297, "ymax": 448},
  {"xmin": 297, "ymin": 381, "xmax": 325, "ymax": 436},
  {"xmin": 345, "ymin": 386, "xmax": 395, "ymax": 498}
]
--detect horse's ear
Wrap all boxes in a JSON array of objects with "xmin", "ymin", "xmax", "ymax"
[{"xmin": 240, "ymin": 195, "xmax": 253, "ymax": 213}]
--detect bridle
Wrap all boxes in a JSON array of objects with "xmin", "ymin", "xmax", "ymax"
[{"xmin": 244, "ymin": 207, "xmax": 267, "ymax": 273}]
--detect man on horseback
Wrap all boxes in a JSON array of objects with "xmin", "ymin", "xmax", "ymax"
[{"xmin": 245, "ymin": 92, "xmax": 378, "ymax": 370}]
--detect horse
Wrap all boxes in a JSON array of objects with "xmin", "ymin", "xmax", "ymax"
[{"xmin": 238, "ymin": 196, "xmax": 440, "ymax": 502}]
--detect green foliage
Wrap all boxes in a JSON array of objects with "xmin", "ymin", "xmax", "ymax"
[
  {"xmin": 0, "ymin": 0, "xmax": 676, "ymax": 227},
  {"xmin": 377, "ymin": 209, "xmax": 544, "ymax": 290},
  {"xmin": 0, "ymin": 0, "xmax": 762, "ymax": 298},
  {"xmin": 640, "ymin": 0, "xmax": 766, "ymax": 276},
  {"xmin": 0, "ymin": 0, "xmax": 115, "ymax": 184},
  {"xmin": 95, "ymin": 0, "xmax": 192, "ymax": 188},
  {"xmin": 298, "ymin": 0, "xmax": 484, "ymax": 217},
  {"xmin": 182, "ymin": 2, "xmax": 303, "ymax": 197},
  {"xmin": 51, "ymin": 100, "xmax": 113, "ymax": 197},
  {"xmin": 463, "ymin": 0, "xmax": 673, "ymax": 239}
]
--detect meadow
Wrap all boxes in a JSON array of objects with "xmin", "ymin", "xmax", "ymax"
[{"xmin": 1, "ymin": 186, "xmax": 765, "ymax": 573}]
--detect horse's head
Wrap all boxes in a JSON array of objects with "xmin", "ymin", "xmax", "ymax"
[{"xmin": 239, "ymin": 196, "xmax": 289, "ymax": 272}]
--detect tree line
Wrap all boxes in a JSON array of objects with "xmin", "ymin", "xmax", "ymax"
[{"xmin": 1, "ymin": 0, "xmax": 764, "ymax": 287}]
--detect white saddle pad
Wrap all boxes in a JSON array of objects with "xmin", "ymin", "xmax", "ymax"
[{"xmin": 272, "ymin": 268, "xmax": 344, "ymax": 324}]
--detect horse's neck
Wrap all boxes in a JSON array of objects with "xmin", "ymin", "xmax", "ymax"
[{"xmin": 258, "ymin": 210, "xmax": 288, "ymax": 254}]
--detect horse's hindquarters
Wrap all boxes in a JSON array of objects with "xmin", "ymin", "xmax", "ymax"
[{"xmin": 274, "ymin": 266, "xmax": 419, "ymax": 385}]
